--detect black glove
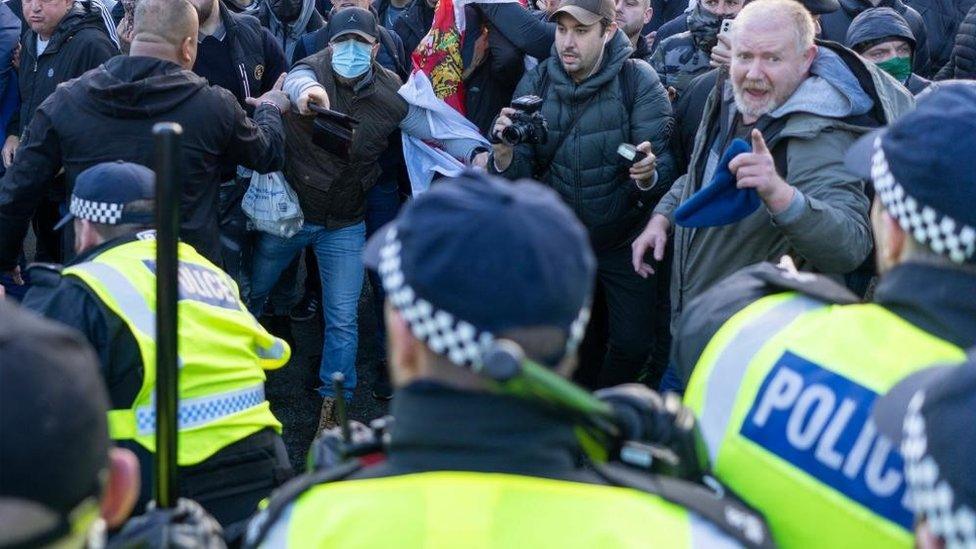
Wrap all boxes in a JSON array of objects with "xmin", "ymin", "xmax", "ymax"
[
  {"xmin": 108, "ymin": 498, "xmax": 226, "ymax": 549},
  {"xmin": 594, "ymin": 384, "xmax": 710, "ymax": 482},
  {"xmin": 306, "ymin": 416, "xmax": 392, "ymax": 471}
]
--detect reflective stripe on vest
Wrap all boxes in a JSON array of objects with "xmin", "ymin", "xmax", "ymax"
[
  {"xmin": 698, "ymin": 294, "xmax": 825, "ymax": 463},
  {"xmin": 64, "ymin": 239, "xmax": 287, "ymax": 465},
  {"xmin": 107, "ymin": 384, "xmax": 266, "ymax": 439},
  {"xmin": 684, "ymin": 293, "xmax": 967, "ymax": 548},
  {"xmin": 261, "ymin": 471, "xmax": 744, "ymax": 548}
]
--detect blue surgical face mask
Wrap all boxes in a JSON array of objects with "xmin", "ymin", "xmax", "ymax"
[{"xmin": 332, "ymin": 39, "xmax": 373, "ymax": 78}]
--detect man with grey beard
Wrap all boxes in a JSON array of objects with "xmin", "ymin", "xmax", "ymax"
[{"xmin": 630, "ymin": 0, "xmax": 914, "ymax": 392}]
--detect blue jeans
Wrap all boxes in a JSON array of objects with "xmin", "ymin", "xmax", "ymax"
[
  {"xmin": 248, "ymin": 222, "xmax": 365, "ymax": 400},
  {"xmin": 364, "ymin": 179, "xmax": 402, "ymax": 353}
]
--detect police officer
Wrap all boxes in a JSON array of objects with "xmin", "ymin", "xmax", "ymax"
[
  {"xmin": 22, "ymin": 162, "xmax": 293, "ymax": 540},
  {"xmin": 673, "ymin": 82, "xmax": 976, "ymax": 548},
  {"xmin": 873, "ymin": 350, "xmax": 976, "ymax": 549},
  {"xmin": 243, "ymin": 172, "xmax": 773, "ymax": 548},
  {"xmin": 0, "ymin": 297, "xmax": 227, "ymax": 549}
]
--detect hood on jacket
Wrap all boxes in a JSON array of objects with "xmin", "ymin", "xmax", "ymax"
[
  {"xmin": 82, "ymin": 56, "xmax": 208, "ymax": 119},
  {"xmin": 42, "ymin": 1, "xmax": 118, "ymax": 53},
  {"xmin": 546, "ymin": 29, "xmax": 634, "ymax": 101},
  {"xmin": 840, "ymin": 0, "xmax": 907, "ymax": 17},
  {"xmin": 267, "ymin": 0, "xmax": 318, "ymax": 58},
  {"xmin": 845, "ymin": 7, "xmax": 916, "ymax": 52},
  {"xmin": 769, "ymin": 46, "xmax": 874, "ymax": 120}
]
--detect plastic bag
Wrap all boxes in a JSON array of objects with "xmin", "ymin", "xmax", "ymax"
[{"xmin": 241, "ymin": 171, "xmax": 304, "ymax": 238}]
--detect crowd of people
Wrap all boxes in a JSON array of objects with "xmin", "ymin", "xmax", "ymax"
[{"xmin": 0, "ymin": 0, "xmax": 975, "ymax": 545}]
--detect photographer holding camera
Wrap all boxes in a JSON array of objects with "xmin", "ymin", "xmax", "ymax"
[{"xmin": 490, "ymin": 0, "xmax": 675, "ymax": 388}]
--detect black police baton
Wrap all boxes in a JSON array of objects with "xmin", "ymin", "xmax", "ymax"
[{"xmin": 153, "ymin": 123, "xmax": 183, "ymax": 508}]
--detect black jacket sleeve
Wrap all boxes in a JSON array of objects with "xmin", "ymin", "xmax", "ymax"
[
  {"xmin": 630, "ymin": 60, "xmax": 676, "ymax": 193},
  {"xmin": 261, "ymin": 28, "xmax": 288, "ymax": 92},
  {"xmin": 224, "ymin": 90, "xmax": 286, "ymax": 174},
  {"xmin": 478, "ymin": 3, "xmax": 554, "ymax": 59},
  {"xmin": 0, "ymin": 105, "xmax": 62, "ymax": 270}
]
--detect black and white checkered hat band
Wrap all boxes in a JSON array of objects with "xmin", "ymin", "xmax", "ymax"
[
  {"xmin": 376, "ymin": 227, "xmax": 590, "ymax": 370},
  {"xmin": 69, "ymin": 195, "xmax": 125, "ymax": 225},
  {"xmin": 902, "ymin": 391, "xmax": 976, "ymax": 548},
  {"xmin": 870, "ymin": 137, "xmax": 976, "ymax": 264}
]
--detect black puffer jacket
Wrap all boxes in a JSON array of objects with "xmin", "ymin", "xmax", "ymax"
[
  {"xmin": 935, "ymin": 2, "xmax": 976, "ymax": 79},
  {"xmin": 904, "ymin": 0, "xmax": 957, "ymax": 71},
  {"xmin": 9, "ymin": 3, "xmax": 117, "ymax": 138},
  {"xmin": 393, "ymin": 0, "xmax": 433, "ymax": 58},
  {"xmin": 820, "ymin": 0, "xmax": 931, "ymax": 74},
  {"xmin": 492, "ymin": 30, "xmax": 675, "ymax": 252}
]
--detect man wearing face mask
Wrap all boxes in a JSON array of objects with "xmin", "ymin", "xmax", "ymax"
[
  {"xmin": 650, "ymin": 0, "xmax": 742, "ymax": 98},
  {"xmin": 0, "ymin": 0, "xmax": 288, "ymax": 280},
  {"xmin": 490, "ymin": 0, "xmax": 675, "ymax": 389},
  {"xmin": 819, "ymin": 0, "xmax": 930, "ymax": 75},
  {"xmin": 256, "ymin": 8, "xmax": 484, "ymax": 429},
  {"xmin": 846, "ymin": 7, "xmax": 930, "ymax": 94},
  {"xmin": 259, "ymin": 0, "xmax": 325, "ymax": 61}
]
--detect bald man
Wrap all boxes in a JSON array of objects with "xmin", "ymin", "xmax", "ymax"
[
  {"xmin": 0, "ymin": 0, "xmax": 290, "ymax": 278},
  {"xmin": 631, "ymin": 0, "xmax": 915, "ymax": 392}
]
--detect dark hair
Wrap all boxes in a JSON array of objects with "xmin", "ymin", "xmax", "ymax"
[{"xmin": 599, "ymin": 17, "xmax": 612, "ymax": 33}]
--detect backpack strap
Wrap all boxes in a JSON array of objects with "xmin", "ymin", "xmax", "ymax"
[{"xmin": 592, "ymin": 463, "xmax": 778, "ymax": 549}]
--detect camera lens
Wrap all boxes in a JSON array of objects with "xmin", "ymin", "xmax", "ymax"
[{"xmin": 502, "ymin": 125, "xmax": 526, "ymax": 145}]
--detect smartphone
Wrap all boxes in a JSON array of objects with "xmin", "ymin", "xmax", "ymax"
[
  {"xmin": 618, "ymin": 143, "xmax": 647, "ymax": 164},
  {"xmin": 720, "ymin": 19, "xmax": 734, "ymax": 36}
]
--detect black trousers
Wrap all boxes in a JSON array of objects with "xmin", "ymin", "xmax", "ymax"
[
  {"xmin": 574, "ymin": 243, "xmax": 658, "ymax": 389},
  {"xmin": 125, "ymin": 428, "xmax": 293, "ymax": 542}
]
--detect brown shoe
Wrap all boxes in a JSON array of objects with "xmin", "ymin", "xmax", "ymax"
[{"xmin": 317, "ymin": 397, "xmax": 338, "ymax": 434}]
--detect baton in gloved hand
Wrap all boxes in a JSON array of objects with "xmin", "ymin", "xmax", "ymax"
[{"xmin": 153, "ymin": 123, "xmax": 183, "ymax": 508}]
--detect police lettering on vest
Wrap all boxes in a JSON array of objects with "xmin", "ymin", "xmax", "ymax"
[{"xmin": 742, "ymin": 351, "xmax": 911, "ymax": 529}]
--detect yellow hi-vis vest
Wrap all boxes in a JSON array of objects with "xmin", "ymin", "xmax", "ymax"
[
  {"xmin": 256, "ymin": 471, "xmax": 745, "ymax": 548},
  {"xmin": 62, "ymin": 236, "xmax": 290, "ymax": 466},
  {"xmin": 684, "ymin": 292, "xmax": 967, "ymax": 549}
]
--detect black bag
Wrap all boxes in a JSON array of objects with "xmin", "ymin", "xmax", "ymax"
[{"xmin": 309, "ymin": 104, "xmax": 359, "ymax": 160}]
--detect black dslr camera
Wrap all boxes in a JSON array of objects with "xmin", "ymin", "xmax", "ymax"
[{"xmin": 498, "ymin": 95, "xmax": 548, "ymax": 146}]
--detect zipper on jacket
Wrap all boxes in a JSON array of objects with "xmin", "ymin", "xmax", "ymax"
[{"xmin": 571, "ymin": 94, "xmax": 582, "ymax": 215}]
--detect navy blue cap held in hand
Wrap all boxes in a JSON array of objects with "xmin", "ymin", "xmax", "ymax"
[
  {"xmin": 674, "ymin": 138, "xmax": 758, "ymax": 228},
  {"xmin": 363, "ymin": 171, "xmax": 596, "ymax": 370},
  {"xmin": 53, "ymin": 161, "xmax": 156, "ymax": 230}
]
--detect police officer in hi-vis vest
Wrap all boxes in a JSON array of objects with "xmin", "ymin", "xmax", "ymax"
[
  {"xmin": 673, "ymin": 82, "xmax": 976, "ymax": 548},
  {"xmin": 23, "ymin": 161, "xmax": 293, "ymax": 539},
  {"xmin": 243, "ymin": 172, "xmax": 774, "ymax": 549}
]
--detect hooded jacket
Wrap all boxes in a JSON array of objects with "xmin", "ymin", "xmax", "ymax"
[
  {"xmin": 492, "ymin": 30, "xmax": 676, "ymax": 253},
  {"xmin": 845, "ymin": 7, "xmax": 932, "ymax": 94},
  {"xmin": 9, "ymin": 2, "xmax": 118, "ymax": 138},
  {"xmin": 653, "ymin": 42, "xmax": 915, "ymax": 329},
  {"xmin": 820, "ymin": 0, "xmax": 931, "ymax": 75},
  {"xmin": 934, "ymin": 2, "xmax": 976, "ymax": 79},
  {"xmin": 0, "ymin": 56, "xmax": 285, "ymax": 268},
  {"xmin": 258, "ymin": 0, "xmax": 325, "ymax": 62}
]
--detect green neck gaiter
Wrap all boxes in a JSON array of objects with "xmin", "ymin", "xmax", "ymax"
[{"xmin": 876, "ymin": 56, "xmax": 912, "ymax": 82}]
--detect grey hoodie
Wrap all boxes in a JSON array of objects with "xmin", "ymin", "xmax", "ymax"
[
  {"xmin": 654, "ymin": 43, "xmax": 915, "ymax": 330},
  {"xmin": 264, "ymin": 0, "xmax": 323, "ymax": 61}
]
